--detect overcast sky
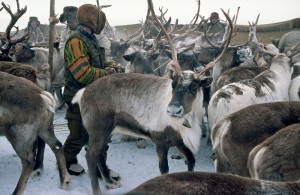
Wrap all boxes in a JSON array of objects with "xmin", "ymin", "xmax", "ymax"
[{"xmin": 0, "ymin": 0, "xmax": 299, "ymax": 32}]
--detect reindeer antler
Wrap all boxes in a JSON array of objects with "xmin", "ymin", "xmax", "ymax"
[
  {"xmin": 172, "ymin": 0, "xmax": 201, "ymax": 42},
  {"xmin": 1, "ymin": 1, "xmax": 29, "ymax": 53},
  {"xmin": 147, "ymin": 0, "xmax": 183, "ymax": 78},
  {"xmin": 159, "ymin": 6, "xmax": 168, "ymax": 23}
]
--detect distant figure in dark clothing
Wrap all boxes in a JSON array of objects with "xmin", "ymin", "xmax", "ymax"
[
  {"xmin": 26, "ymin": 16, "xmax": 45, "ymax": 45},
  {"xmin": 206, "ymin": 12, "xmax": 226, "ymax": 43},
  {"xmin": 144, "ymin": 15, "xmax": 160, "ymax": 39}
]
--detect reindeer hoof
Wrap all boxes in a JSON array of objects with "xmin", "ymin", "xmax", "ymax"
[
  {"xmin": 105, "ymin": 178, "xmax": 122, "ymax": 189},
  {"xmin": 31, "ymin": 167, "xmax": 44, "ymax": 177},
  {"xmin": 60, "ymin": 176, "xmax": 70, "ymax": 190}
]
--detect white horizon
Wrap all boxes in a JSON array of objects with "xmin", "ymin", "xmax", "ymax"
[{"xmin": 0, "ymin": 0, "xmax": 298, "ymax": 32}]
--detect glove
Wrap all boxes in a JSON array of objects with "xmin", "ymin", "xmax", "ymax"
[
  {"xmin": 104, "ymin": 67, "xmax": 116, "ymax": 75},
  {"xmin": 105, "ymin": 60, "xmax": 125, "ymax": 73},
  {"xmin": 114, "ymin": 65, "xmax": 125, "ymax": 73}
]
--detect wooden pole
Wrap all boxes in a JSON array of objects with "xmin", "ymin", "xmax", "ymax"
[{"xmin": 48, "ymin": 0, "xmax": 59, "ymax": 92}]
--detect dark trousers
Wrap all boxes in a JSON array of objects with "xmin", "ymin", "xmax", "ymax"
[
  {"xmin": 63, "ymin": 103, "xmax": 109, "ymax": 165},
  {"xmin": 63, "ymin": 103, "xmax": 88, "ymax": 164}
]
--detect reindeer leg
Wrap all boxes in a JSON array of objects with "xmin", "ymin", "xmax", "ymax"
[
  {"xmin": 32, "ymin": 137, "xmax": 45, "ymax": 176},
  {"xmin": 96, "ymin": 143, "xmax": 121, "ymax": 189},
  {"xmin": 9, "ymin": 138, "xmax": 36, "ymax": 195},
  {"xmin": 214, "ymin": 149, "xmax": 232, "ymax": 174},
  {"xmin": 176, "ymin": 143, "xmax": 195, "ymax": 171},
  {"xmin": 156, "ymin": 144, "xmax": 169, "ymax": 174},
  {"xmin": 39, "ymin": 124, "xmax": 70, "ymax": 190},
  {"xmin": 13, "ymin": 152, "xmax": 35, "ymax": 195}
]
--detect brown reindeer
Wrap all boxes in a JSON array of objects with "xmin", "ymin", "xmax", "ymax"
[
  {"xmin": 248, "ymin": 123, "xmax": 300, "ymax": 182},
  {"xmin": 126, "ymin": 171, "xmax": 300, "ymax": 195},
  {"xmin": 212, "ymin": 101, "xmax": 300, "ymax": 177},
  {"xmin": 0, "ymin": 72, "xmax": 70, "ymax": 195}
]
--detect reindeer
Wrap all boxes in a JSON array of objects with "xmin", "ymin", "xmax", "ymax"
[
  {"xmin": 214, "ymin": 43, "xmax": 279, "ymax": 91},
  {"xmin": 0, "ymin": 1, "xmax": 29, "ymax": 61},
  {"xmin": 207, "ymin": 45, "xmax": 293, "ymax": 132},
  {"xmin": 212, "ymin": 101, "xmax": 300, "ymax": 177},
  {"xmin": 126, "ymin": 171, "xmax": 300, "ymax": 195},
  {"xmin": 10, "ymin": 43, "xmax": 65, "ymax": 109},
  {"xmin": 71, "ymin": 1, "xmax": 232, "ymax": 194},
  {"xmin": 0, "ymin": 0, "xmax": 65, "ymax": 110},
  {"xmin": 248, "ymin": 123, "xmax": 300, "ymax": 182},
  {"xmin": 0, "ymin": 71, "xmax": 70, "ymax": 195},
  {"xmin": 287, "ymin": 41, "xmax": 300, "ymax": 101}
]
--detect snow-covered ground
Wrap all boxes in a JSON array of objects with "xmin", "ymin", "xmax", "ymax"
[{"xmin": 0, "ymin": 107, "xmax": 214, "ymax": 195}]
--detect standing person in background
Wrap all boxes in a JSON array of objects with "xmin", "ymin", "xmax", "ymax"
[
  {"xmin": 58, "ymin": 6, "xmax": 111, "ymax": 58},
  {"xmin": 278, "ymin": 18, "xmax": 300, "ymax": 54},
  {"xmin": 26, "ymin": 16, "xmax": 45, "ymax": 45},
  {"xmin": 206, "ymin": 12, "xmax": 225, "ymax": 43},
  {"xmin": 144, "ymin": 14, "xmax": 160, "ymax": 39},
  {"xmin": 62, "ymin": 3, "xmax": 121, "ymax": 179},
  {"xmin": 58, "ymin": 6, "xmax": 79, "ymax": 57}
]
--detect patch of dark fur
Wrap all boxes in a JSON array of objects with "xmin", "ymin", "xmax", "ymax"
[
  {"xmin": 240, "ymin": 71, "xmax": 276, "ymax": 97},
  {"xmin": 213, "ymin": 85, "xmax": 243, "ymax": 106}
]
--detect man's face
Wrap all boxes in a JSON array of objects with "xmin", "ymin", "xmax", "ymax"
[
  {"xmin": 30, "ymin": 20, "xmax": 38, "ymax": 28},
  {"xmin": 210, "ymin": 17, "xmax": 218, "ymax": 24},
  {"xmin": 67, "ymin": 19, "xmax": 78, "ymax": 30},
  {"xmin": 65, "ymin": 13, "xmax": 78, "ymax": 30}
]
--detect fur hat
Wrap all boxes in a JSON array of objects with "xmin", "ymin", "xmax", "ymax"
[
  {"xmin": 210, "ymin": 12, "xmax": 219, "ymax": 20},
  {"xmin": 290, "ymin": 18, "xmax": 300, "ymax": 29},
  {"xmin": 28, "ymin": 16, "xmax": 40, "ymax": 27},
  {"xmin": 59, "ymin": 6, "xmax": 78, "ymax": 23},
  {"xmin": 77, "ymin": 4, "xmax": 106, "ymax": 35}
]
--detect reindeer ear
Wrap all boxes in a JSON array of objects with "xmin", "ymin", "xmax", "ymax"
[
  {"xmin": 123, "ymin": 52, "xmax": 135, "ymax": 62},
  {"xmin": 200, "ymin": 76, "xmax": 213, "ymax": 87}
]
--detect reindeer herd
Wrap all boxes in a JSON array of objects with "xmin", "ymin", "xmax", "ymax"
[{"xmin": 1, "ymin": 0, "xmax": 300, "ymax": 194}]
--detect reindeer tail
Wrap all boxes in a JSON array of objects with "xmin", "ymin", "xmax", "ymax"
[
  {"xmin": 40, "ymin": 91, "xmax": 56, "ymax": 113},
  {"xmin": 72, "ymin": 88, "xmax": 86, "ymax": 107}
]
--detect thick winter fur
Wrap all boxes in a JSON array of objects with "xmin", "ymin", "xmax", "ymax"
[
  {"xmin": 208, "ymin": 53, "xmax": 292, "ymax": 131},
  {"xmin": 0, "ymin": 61, "xmax": 51, "ymax": 92},
  {"xmin": 0, "ymin": 61, "xmax": 37, "ymax": 84},
  {"xmin": 215, "ymin": 65, "xmax": 268, "ymax": 91},
  {"xmin": 0, "ymin": 72, "xmax": 69, "ymax": 194},
  {"xmin": 248, "ymin": 123, "xmax": 300, "ymax": 182},
  {"xmin": 126, "ymin": 171, "xmax": 300, "ymax": 195},
  {"xmin": 212, "ymin": 101, "xmax": 300, "ymax": 177},
  {"xmin": 72, "ymin": 72, "xmax": 211, "ymax": 194}
]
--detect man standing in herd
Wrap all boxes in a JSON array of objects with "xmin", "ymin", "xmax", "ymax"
[{"xmin": 62, "ymin": 3, "xmax": 120, "ymax": 179}]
